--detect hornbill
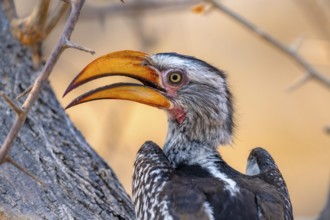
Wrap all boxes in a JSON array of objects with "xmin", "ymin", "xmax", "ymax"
[{"xmin": 64, "ymin": 50, "xmax": 293, "ymax": 220}]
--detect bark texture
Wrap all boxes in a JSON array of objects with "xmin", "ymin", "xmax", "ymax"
[{"xmin": 0, "ymin": 3, "xmax": 135, "ymax": 220}]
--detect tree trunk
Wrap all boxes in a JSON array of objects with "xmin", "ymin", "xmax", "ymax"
[{"xmin": 0, "ymin": 3, "xmax": 135, "ymax": 220}]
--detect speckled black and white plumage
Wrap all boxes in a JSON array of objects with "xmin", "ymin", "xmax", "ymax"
[
  {"xmin": 246, "ymin": 148, "xmax": 293, "ymax": 220},
  {"xmin": 132, "ymin": 53, "xmax": 293, "ymax": 220}
]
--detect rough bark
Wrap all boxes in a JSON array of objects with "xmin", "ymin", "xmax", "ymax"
[{"xmin": 0, "ymin": 3, "xmax": 135, "ymax": 220}]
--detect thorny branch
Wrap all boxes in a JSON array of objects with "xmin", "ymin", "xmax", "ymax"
[
  {"xmin": 6, "ymin": 0, "xmax": 70, "ymax": 68},
  {"xmin": 81, "ymin": 0, "xmax": 198, "ymax": 21},
  {"xmin": 10, "ymin": 0, "xmax": 50, "ymax": 46},
  {"xmin": 0, "ymin": 0, "xmax": 94, "ymax": 165},
  {"xmin": 206, "ymin": 0, "xmax": 330, "ymax": 91}
]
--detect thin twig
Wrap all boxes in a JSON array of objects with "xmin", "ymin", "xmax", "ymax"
[
  {"xmin": 5, "ymin": 157, "xmax": 45, "ymax": 187},
  {"xmin": 289, "ymin": 34, "xmax": 305, "ymax": 54},
  {"xmin": 0, "ymin": 0, "xmax": 89, "ymax": 163},
  {"xmin": 0, "ymin": 93, "xmax": 24, "ymax": 115},
  {"xmin": 286, "ymin": 73, "xmax": 310, "ymax": 92},
  {"xmin": 206, "ymin": 0, "xmax": 330, "ymax": 90},
  {"xmin": 80, "ymin": 0, "xmax": 199, "ymax": 21},
  {"xmin": 64, "ymin": 39, "xmax": 95, "ymax": 54},
  {"xmin": 16, "ymin": 85, "xmax": 33, "ymax": 100}
]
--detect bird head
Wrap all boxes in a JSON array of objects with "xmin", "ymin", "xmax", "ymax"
[{"xmin": 64, "ymin": 50, "xmax": 233, "ymax": 150}]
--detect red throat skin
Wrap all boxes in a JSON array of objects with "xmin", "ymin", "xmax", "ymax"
[{"xmin": 168, "ymin": 106, "xmax": 186, "ymax": 125}]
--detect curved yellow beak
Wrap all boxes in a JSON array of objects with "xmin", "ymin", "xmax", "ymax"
[{"xmin": 64, "ymin": 50, "xmax": 172, "ymax": 110}]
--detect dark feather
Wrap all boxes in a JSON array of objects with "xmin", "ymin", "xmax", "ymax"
[{"xmin": 134, "ymin": 142, "xmax": 292, "ymax": 220}]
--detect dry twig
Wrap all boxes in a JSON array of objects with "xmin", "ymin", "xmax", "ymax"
[
  {"xmin": 16, "ymin": 85, "xmax": 33, "ymax": 100},
  {"xmin": 206, "ymin": 0, "xmax": 330, "ymax": 91},
  {"xmin": 81, "ymin": 0, "xmax": 199, "ymax": 22},
  {"xmin": 45, "ymin": 1, "xmax": 70, "ymax": 36},
  {"xmin": 3, "ymin": 0, "xmax": 17, "ymax": 20},
  {"xmin": 5, "ymin": 0, "xmax": 70, "ymax": 68},
  {"xmin": 10, "ymin": 0, "xmax": 50, "ymax": 46},
  {"xmin": 4, "ymin": 157, "xmax": 45, "ymax": 187},
  {"xmin": 0, "ymin": 0, "xmax": 93, "ymax": 164}
]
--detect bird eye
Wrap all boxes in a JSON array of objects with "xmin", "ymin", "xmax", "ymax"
[{"xmin": 168, "ymin": 72, "xmax": 183, "ymax": 84}]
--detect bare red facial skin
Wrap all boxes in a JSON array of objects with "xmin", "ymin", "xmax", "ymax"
[
  {"xmin": 159, "ymin": 69, "xmax": 188, "ymax": 124},
  {"xmin": 163, "ymin": 86, "xmax": 178, "ymax": 97},
  {"xmin": 168, "ymin": 106, "xmax": 186, "ymax": 124}
]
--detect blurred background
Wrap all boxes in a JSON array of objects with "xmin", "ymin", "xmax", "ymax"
[{"xmin": 17, "ymin": 0, "xmax": 330, "ymax": 219}]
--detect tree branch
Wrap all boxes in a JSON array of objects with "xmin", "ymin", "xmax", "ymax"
[
  {"xmin": 3, "ymin": 0, "xmax": 17, "ymax": 21},
  {"xmin": 4, "ymin": 156, "xmax": 45, "ymax": 187},
  {"xmin": 286, "ymin": 73, "xmax": 311, "ymax": 92},
  {"xmin": 80, "ymin": 0, "xmax": 199, "ymax": 22},
  {"xmin": 0, "ymin": 0, "xmax": 90, "ymax": 164},
  {"xmin": 16, "ymin": 85, "xmax": 33, "ymax": 100},
  {"xmin": 0, "ymin": 93, "xmax": 24, "ymax": 116},
  {"xmin": 11, "ymin": 0, "xmax": 50, "ymax": 45},
  {"xmin": 45, "ymin": 1, "xmax": 69, "ymax": 36},
  {"xmin": 206, "ymin": 0, "xmax": 330, "ymax": 90},
  {"xmin": 64, "ymin": 39, "xmax": 95, "ymax": 54},
  {"xmin": 29, "ymin": 0, "xmax": 50, "ymax": 31}
]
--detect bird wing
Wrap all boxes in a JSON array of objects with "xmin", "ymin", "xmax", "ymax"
[
  {"xmin": 160, "ymin": 148, "xmax": 293, "ymax": 220},
  {"xmin": 160, "ymin": 179, "xmax": 213, "ymax": 220},
  {"xmin": 255, "ymin": 191, "xmax": 287, "ymax": 220},
  {"xmin": 161, "ymin": 173, "xmax": 265, "ymax": 220},
  {"xmin": 134, "ymin": 144, "xmax": 293, "ymax": 220},
  {"xmin": 246, "ymin": 147, "xmax": 293, "ymax": 220},
  {"xmin": 134, "ymin": 143, "xmax": 219, "ymax": 220},
  {"xmin": 132, "ymin": 141, "xmax": 175, "ymax": 219}
]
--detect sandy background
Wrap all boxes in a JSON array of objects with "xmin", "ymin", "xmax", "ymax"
[{"xmin": 17, "ymin": 0, "xmax": 330, "ymax": 218}]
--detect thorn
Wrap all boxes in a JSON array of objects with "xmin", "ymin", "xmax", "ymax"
[
  {"xmin": 5, "ymin": 156, "xmax": 46, "ymax": 187},
  {"xmin": 64, "ymin": 39, "xmax": 95, "ymax": 55},
  {"xmin": 289, "ymin": 34, "xmax": 305, "ymax": 53},
  {"xmin": 120, "ymin": 0, "xmax": 125, "ymax": 3},
  {"xmin": 0, "ymin": 93, "xmax": 24, "ymax": 115},
  {"xmin": 16, "ymin": 85, "xmax": 33, "ymax": 100},
  {"xmin": 286, "ymin": 73, "xmax": 310, "ymax": 92}
]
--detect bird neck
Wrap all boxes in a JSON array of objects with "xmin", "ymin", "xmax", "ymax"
[
  {"xmin": 163, "ymin": 137, "xmax": 217, "ymax": 168},
  {"xmin": 163, "ymin": 121, "xmax": 224, "ymax": 169},
  {"xmin": 163, "ymin": 122, "xmax": 241, "ymax": 194},
  {"xmin": 163, "ymin": 132, "xmax": 241, "ymax": 182},
  {"xmin": 163, "ymin": 107, "xmax": 233, "ymax": 167}
]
